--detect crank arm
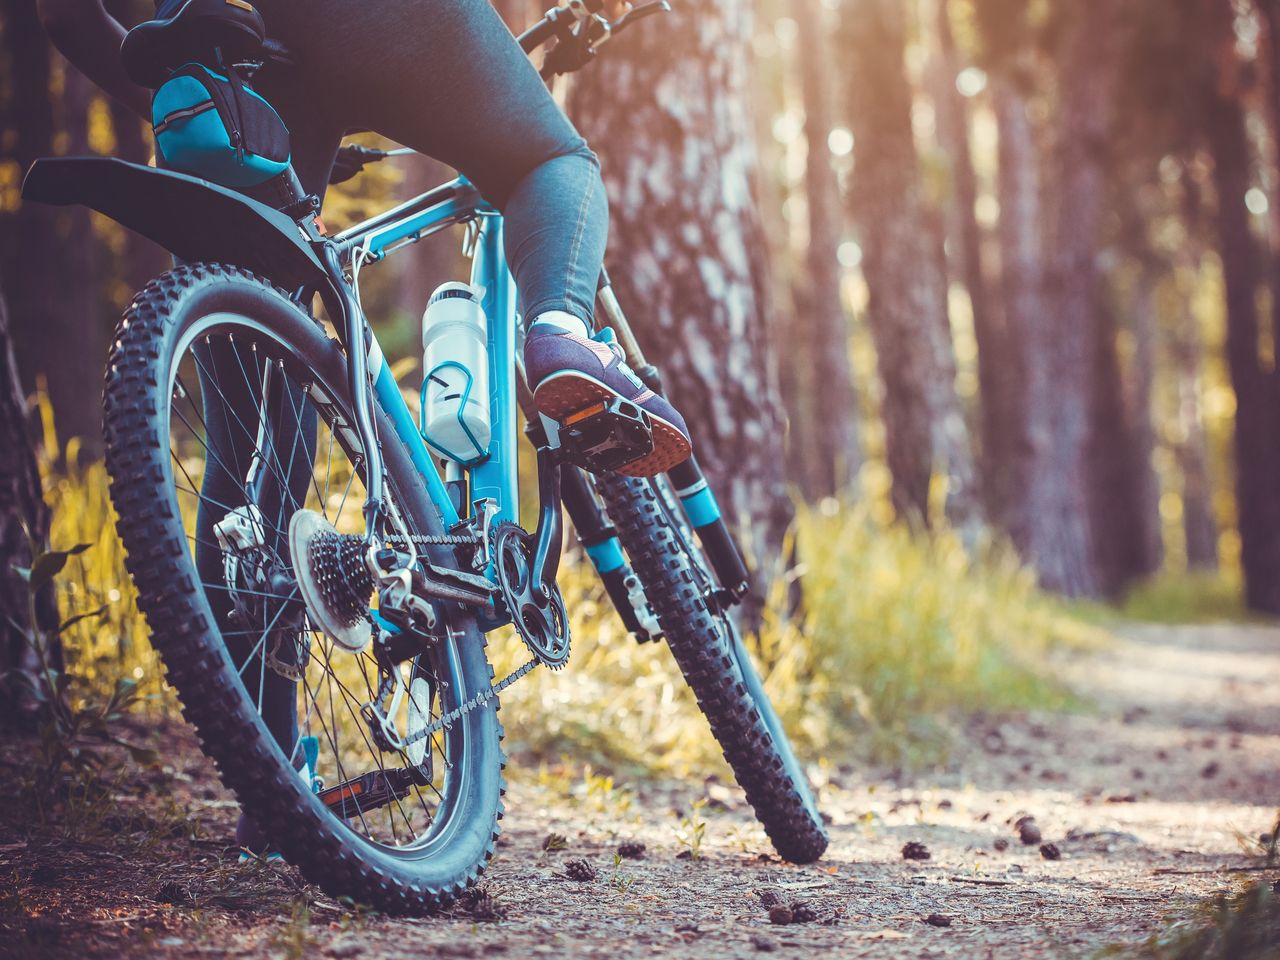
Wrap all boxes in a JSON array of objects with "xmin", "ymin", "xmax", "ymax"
[{"xmin": 527, "ymin": 445, "xmax": 564, "ymax": 597}]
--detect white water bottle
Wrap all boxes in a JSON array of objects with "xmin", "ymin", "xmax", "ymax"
[{"xmin": 421, "ymin": 282, "xmax": 491, "ymax": 464}]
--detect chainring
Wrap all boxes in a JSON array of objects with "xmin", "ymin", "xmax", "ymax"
[{"xmin": 491, "ymin": 521, "xmax": 570, "ymax": 669}]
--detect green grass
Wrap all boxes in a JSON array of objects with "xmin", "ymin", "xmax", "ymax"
[
  {"xmin": 1098, "ymin": 881, "xmax": 1280, "ymax": 960},
  {"xmin": 38, "ymin": 448, "xmax": 1106, "ymax": 778},
  {"xmin": 494, "ymin": 498, "xmax": 1104, "ymax": 773},
  {"xmin": 1119, "ymin": 570, "xmax": 1262, "ymax": 625}
]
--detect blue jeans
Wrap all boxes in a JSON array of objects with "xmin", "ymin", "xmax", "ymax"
[{"xmin": 255, "ymin": 0, "xmax": 609, "ymax": 322}]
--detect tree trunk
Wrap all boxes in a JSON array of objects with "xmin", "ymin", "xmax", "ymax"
[
  {"xmin": 926, "ymin": 0, "xmax": 1003, "ymax": 516},
  {"xmin": 1128, "ymin": 270, "xmax": 1165, "ymax": 579},
  {"xmin": 490, "ymin": 0, "xmax": 536, "ymax": 32},
  {"xmin": 1171, "ymin": 180, "xmax": 1219, "ymax": 571},
  {"xmin": 1013, "ymin": 2, "xmax": 1117, "ymax": 598},
  {"xmin": 839, "ymin": 0, "xmax": 980, "ymax": 534},
  {"xmin": 1172, "ymin": 283, "xmax": 1220, "ymax": 572},
  {"xmin": 1086, "ymin": 290, "xmax": 1158, "ymax": 596},
  {"xmin": 1205, "ymin": 4, "xmax": 1280, "ymax": 614},
  {"xmin": 396, "ymin": 153, "xmax": 466, "ymax": 323},
  {"xmin": 2, "ymin": 20, "xmax": 107, "ymax": 464},
  {"xmin": 108, "ymin": 100, "xmax": 169, "ymax": 302},
  {"xmin": 0, "ymin": 285, "xmax": 60, "ymax": 727},
  {"xmin": 791, "ymin": 0, "xmax": 860, "ymax": 500},
  {"xmin": 567, "ymin": 0, "xmax": 794, "ymax": 588}
]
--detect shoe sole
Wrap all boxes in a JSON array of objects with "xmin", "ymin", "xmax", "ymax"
[{"xmin": 533, "ymin": 371, "xmax": 692, "ymax": 477}]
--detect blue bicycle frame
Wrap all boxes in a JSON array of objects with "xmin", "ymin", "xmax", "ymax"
[{"xmin": 335, "ymin": 176, "xmax": 521, "ymax": 534}]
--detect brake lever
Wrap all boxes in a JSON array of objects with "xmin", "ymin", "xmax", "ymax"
[
  {"xmin": 540, "ymin": 0, "xmax": 671, "ymax": 79},
  {"xmin": 605, "ymin": 0, "xmax": 672, "ymax": 39}
]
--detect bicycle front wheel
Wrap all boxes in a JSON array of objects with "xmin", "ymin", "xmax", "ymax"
[
  {"xmin": 104, "ymin": 263, "xmax": 504, "ymax": 913},
  {"xmin": 592, "ymin": 473, "xmax": 828, "ymax": 863}
]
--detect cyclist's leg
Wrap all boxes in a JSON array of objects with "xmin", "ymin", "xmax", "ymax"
[
  {"xmin": 258, "ymin": 0, "xmax": 602, "ymax": 320},
  {"xmin": 253, "ymin": 0, "xmax": 690, "ymax": 473}
]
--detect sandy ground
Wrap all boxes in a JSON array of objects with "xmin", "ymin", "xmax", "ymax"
[{"xmin": 4, "ymin": 621, "xmax": 1279, "ymax": 958}]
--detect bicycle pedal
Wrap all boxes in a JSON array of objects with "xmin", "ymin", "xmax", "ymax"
[{"xmin": 557, "ymin": 396, "xmax": 654, "ymax": 474}]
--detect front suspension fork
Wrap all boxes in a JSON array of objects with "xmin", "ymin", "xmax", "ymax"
[{"xmin": 596, "ymin": 270, "xmax": 752, "ymax": 603}]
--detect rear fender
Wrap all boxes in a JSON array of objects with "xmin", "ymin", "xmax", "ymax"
[{"xmin": 21, "ymin": 157, "xmax": 328, "ymax": 292}]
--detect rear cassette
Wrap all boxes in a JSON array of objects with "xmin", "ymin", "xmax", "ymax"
[{"xmin": 288, "ymin": 510, "xmax": 374, "ymax": 652}]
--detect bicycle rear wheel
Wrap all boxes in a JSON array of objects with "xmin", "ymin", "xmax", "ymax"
[
  {"xmin": 104, "ymin": 263, "xmax": 504, "ymax": 913},
  {"xmin": 592, "ymin": 473, "xmax": 828, "ymax": 863}
]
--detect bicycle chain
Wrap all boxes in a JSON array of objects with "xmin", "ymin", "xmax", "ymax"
[
  {"xmin": 376, "ymin": 532, "xmax": 539, "ymax": 746},
  {"xmin": 401, "ymin": 657, "xmax": 539, "ymax": 746},
  {"xmin": 384, "ymin": 533, "xmax": 483, "ymax": 549}
]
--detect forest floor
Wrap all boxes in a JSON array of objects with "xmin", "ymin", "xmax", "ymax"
[{"xmin": 3, "ymin": 620, "xmax": 1279, "ymax": 959}]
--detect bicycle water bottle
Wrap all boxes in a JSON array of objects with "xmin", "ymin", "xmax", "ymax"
[{"xmin": 421, "ymin": 282, "xmax": 491, "ymax": 464}]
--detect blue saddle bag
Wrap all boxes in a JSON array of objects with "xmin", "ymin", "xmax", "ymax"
[{"xmin": 152, "ymin": 62, "xmax": 291, "ymax": 189}]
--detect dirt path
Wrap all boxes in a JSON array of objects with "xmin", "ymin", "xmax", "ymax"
[{"xmin": 5, "ymin": 622, "xmax": 1280, "ymax": 958}]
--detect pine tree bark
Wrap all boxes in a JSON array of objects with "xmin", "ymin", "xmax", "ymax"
[
  {"xmin": 1023, "ymin": 3, "xmax": 1116, "ymax": 597},
  {"xmin": 109, "ymin": 100, "xmax": 169, "ymax": 300},
  {"xmin": 792, "ymin": 0, "xmax": 860, "ymax": 499},
  {"xmin": 971, "ymin": 0, "xmax": 1040, "ymax": 550},
  {"xmin": 1171, "ymin": 182, "xmax": 1219, "ymax": 571},
  {"xmin": 1204, "ymin": 3, "xmax": 1280, "ymax": 613},
  {"xmin": 926, "ymin": 0, "xmax": 1004, "ymax": 517},
  {"xmin": 839, "ymin": 0, "xmax": 980, "ymax": 533},
  {"xmin": 1087, "ymin": 292, "xmax": 1159, "ymax": 595},
  {"xmin": 1172, "ymin": 297, "xmax": 1220, "ymax": 571},
  {"xmin": 1128, "ymin": 269, "xmax": 1165, "ymax": 578},
  {"xmin": 567, "ymin": 0, "xmax": 793, "ymax": 585}
]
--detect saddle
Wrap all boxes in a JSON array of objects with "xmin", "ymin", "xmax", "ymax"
[{"xmin": 121, "ymin": 0, "xmax": 268, "ymax": 89}]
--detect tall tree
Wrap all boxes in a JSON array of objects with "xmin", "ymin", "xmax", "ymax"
[
  {"xmin": 1172, "ymin": 181, "xmax": 1219, "ymax": 571},
  {"xmin": 2, "ymin": 16, "xmax": 106, "ymax": 462},
  {"xmin": 108, "ymin": 102, "xmax": 169, "ymax": 304},
  {"xmin": 925, "ymin": 0, "xmax": 1002, "ymax": 515},
  {"xmin": 1021, "ymin": 1, "xmax": 1109, "ymax": 596},
  {"xmin": 839, "ymin": 0, "xmax": 980, "ymax": 532},
  {"xmin": 971, "ymin": 0, "xmax": 1037, "ymax": 547},
  {"xmin": 1204, "ymin": 0, "xmax": 1280, "ymax": 613},
  {"xmin": 791, "ymin": 0, "xmax": 860, "ymax": 499},
  {"xmin": 567, "ymin": 0, "xmax": 794, "ymax": 584}
]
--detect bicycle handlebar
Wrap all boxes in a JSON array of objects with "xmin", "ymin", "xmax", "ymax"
[{"xmin": 518, "ymin": 0, "xmax": 672, "ymax": 78}]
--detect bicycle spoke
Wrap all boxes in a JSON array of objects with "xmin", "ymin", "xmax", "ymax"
[{"xmin": 163, "ymin": 321, "xmax": 459, "ymax": 854}]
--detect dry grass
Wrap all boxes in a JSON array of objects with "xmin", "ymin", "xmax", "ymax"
[{"xmin": 39, "ymin": 417, "xmax": 1106, "ymax": 780}]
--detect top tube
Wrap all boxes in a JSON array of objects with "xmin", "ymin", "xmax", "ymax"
[{"xmin": 334, "ymin": 175, "xmax": 490, "ymax": 262}]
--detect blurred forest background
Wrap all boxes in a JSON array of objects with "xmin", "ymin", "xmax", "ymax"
[{"xmin": 1, "ymin": 0, "xmax": 1279, "ymax": 749}]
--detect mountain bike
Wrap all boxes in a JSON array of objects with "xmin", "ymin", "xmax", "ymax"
[{"xmin": 22, "ymin": 0, "xmax": 826, "ymax": 913}]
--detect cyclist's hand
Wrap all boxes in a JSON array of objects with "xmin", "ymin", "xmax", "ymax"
[{"xmin": 603, "ymin": 0, "xmax": 631, "ymax": 20}]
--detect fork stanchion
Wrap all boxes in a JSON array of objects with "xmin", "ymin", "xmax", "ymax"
[
  {"xmin": 593, "ymin": 272, "xmax": 752, "ymax": 604},
  {"xmin": 666, "ymin": 456, "xmax": 751, "ymax": 601}
]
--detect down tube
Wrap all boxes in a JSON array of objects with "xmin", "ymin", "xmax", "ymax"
[
  {"xmin": 469, "ymin": 216, "xmax": 519, "ymax": 526},
  {"xmin": 372, "ymin": 354, "xmax": 461, "ymax": 528}
]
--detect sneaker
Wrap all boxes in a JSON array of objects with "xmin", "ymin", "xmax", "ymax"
[{"xmin": 524, "ymin": 324, "xmax": 692, "ymax": 476}]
